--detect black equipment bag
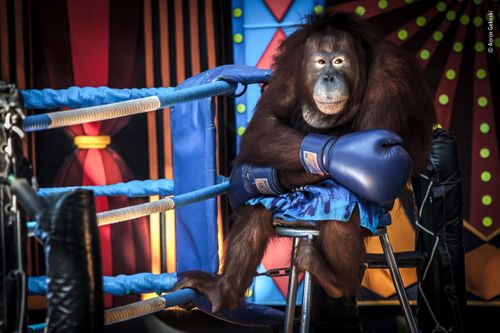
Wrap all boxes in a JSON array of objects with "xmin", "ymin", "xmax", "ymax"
[{"xmin": 413, "ymin": 128, "xmax": 466, "ymax": 332}]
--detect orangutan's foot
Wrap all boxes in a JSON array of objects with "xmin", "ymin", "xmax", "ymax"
[
  {"xmin": 171, "ymin": 271, "xmax": 242, "ymax": 313},
  {"xmin": 294, "ymin": 238, "xmax": 318, "ymax": 273},
  {"xmin": 294, "ymin": 239, "xmax": 344, "ymax": 299}
]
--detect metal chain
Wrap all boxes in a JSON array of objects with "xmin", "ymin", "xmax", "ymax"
[
  {"xmin": 0, "ymin": 82, "xmax": 26, "ymax": 333},
  {"xmin": 1, "ymin": 83, "xmax": 25, "ymax": 179}
]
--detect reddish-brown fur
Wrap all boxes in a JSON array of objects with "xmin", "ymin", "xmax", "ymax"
[{"xmin": 173, "ymin": 12, "xmax": 436, "ymax": 312}]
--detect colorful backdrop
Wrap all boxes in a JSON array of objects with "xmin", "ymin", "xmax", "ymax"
[
  {"xmin": 0, "ymin": 0, "xmax": 498, "ymax": 311},
  {"xmin": 230, "ymin": 0, "xmax": 500, "ymax": 306}
]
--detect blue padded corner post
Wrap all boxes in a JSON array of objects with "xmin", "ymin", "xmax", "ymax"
[
  {"xmin": 172, "ymin": 70, "xmax": 220, "ymax": 274},
  {"xmin": 172, "ymin": 65, "xmax": 271, "ymax": 274}
]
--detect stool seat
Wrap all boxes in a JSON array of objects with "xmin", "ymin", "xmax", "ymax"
[
  {"xmin": 272, "ymin": 218, "xmax": 318, "ymax": 229},
  {"xmin": 275, "ymin": 226, "xmax": 319, "ymax": 238}
]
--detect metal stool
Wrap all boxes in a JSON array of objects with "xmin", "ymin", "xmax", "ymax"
[
  {"xmin": 275, "ymin": 225, "xmax": 419, "ymax": 333},
  {"xmin": 275, "ymin": 226, "xmax": 319, "ymax": 333}
]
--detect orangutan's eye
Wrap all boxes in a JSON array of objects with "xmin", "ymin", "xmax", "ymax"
[{"xmin": 333, "ymin": 57, "xmax": 344, "ymax": 65}]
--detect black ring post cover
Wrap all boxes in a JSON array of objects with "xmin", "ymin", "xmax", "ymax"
[{"xmin": 40, "ymin": 190, "xmax": 104, "ymax": 333}]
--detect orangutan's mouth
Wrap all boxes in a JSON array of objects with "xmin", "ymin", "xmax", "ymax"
[{"xmin": 314, "ymin": 98, "xmax": 347, "ymax": 115}]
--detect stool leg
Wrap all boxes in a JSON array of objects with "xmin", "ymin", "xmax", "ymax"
[
  {"xmin": 379, "ymin": 232, "xmax": 419, "ymax": 333},
  {"xmin": 284, "ymin": 237, "xmax": 300, "ymax": 333},
  {"xmin": 299, "ymin": 270, "xmax": 313, "ymax": 333},
  {"xmin": 299, "ymin": 234, "xmax": 314, "ymax": 333}
]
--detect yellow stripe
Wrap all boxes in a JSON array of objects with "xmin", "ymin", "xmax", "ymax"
[
  {"xmin": 358, "ymin": 300, "xmax": 417, "ymax": 306},
  {"xmin": 144, "ymin": 196, "xmax": 160, "ymax": 300},
  {"xmin": 74, "ymin": 135, "xmax": 111, "ymax": 149}
]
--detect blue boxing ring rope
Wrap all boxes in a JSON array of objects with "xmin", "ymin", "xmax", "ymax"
[
  {"xmin": 37, "ymin": 178, "xmax": 174, "ymax": 198},
  {"xmin": 22, "ymin": 86, "xmax": 174, "ymax": 109},
  {"xmin": 22, "ymin": 65, "xmax": 284, "ymax": 330},
  {"xmin": 29, "ymin": 273, "xmax": 179, "ymax": 296},
  {"xmin": 28, "ymin": 288, "xmax": 197, "ymax": 331},
  {"xmin": 22, "ymin": 80, "xmax": 236, "ymax": 132},
  {"xmin": 95, "ymin": 179, "xmax": 230, "ymax": 226},
  {"xmin": 27, "ymin": 179, "xmax": 230, "ymax": 235}
]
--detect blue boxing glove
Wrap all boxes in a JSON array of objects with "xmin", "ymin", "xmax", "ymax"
[
  {"xmin": 229, "ymin": 163, "xmax": 285, "ymax": 210},
  {"xmin": 300, "ymin": 129, "xmax": 412, "ymax": 206}
]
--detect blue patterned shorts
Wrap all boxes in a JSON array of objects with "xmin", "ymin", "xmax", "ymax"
[{"xmin": 246, "ymin": 179, "xmax": 391, "ymax": 234}]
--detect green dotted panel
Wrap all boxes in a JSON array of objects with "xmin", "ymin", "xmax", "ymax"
[
  {"xmin": 314, "ymin": 5, "xmax": 324, "ymax": 14},
  {"xmin": 480, "ymin": 148, "xmax": 490, "ymax": 159},
  {"xmin": 453, "ymin": 42, "xmax": 463, "ymax": 53},
  {"xmin": 476, "ymin": 69, "xmax": 487, "ymax": 79},
  {"xmin": 482, "ymin": 217, "xmax": 493, "ymax": 228},
  {"xmin": 481, "ymin": 171, "xmax": 492, "ymax": 182},
  {"xmin": 480, "ymin": 123, "xmax": 490, "ymax": 134},
  {"xmin": 398, "ymin": 29, "xmax": 408, "ymax": 40},
  {"xmin": 436, "ymin": 2, "xmax": 446, "ymax": 12},
  {"xmin": 236, "ymin": 103, "xmax": 246, "ymax": 113},
  {"xmin": 233, "ymin": 33, "xmax": 243, "ymax": 43},
  {"xmin": 477, "ymin": 97, "xmax": 488, "ymax": 107},
  {"xmin": 378, "ymin": 0, "xmax": 388, "ymax": 10},
  {"xmin": 446, "ymin": 69, "xmax": 456, "ymax": 80},
  {"xmin": 355, "ymin": 6, "xmax": 366, "ymax": 16},
  {"xmin": 233, "ymin": 8, "xmax": 242, "ymax": 18},
  {"xmin": 475, "ymin": 42, "xmax": 485, "ymax": 52},
  {"xmin": 416, "ymin": 16, "xmax": 426, "ymax": 27},
  {"xmin": 433, "ymin": 31, "xmax": 443, "ymax": 42},
  {"xmin": 420, "ymin": 49, "xmax": 430, "ymax": 60},
  {"xmin": 438, "ymin": 94, "xmax": 449, "ymax": 105},
  {"xmin": 482, "ymin": 195, "xmax": 492, "ymax": 206}
]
